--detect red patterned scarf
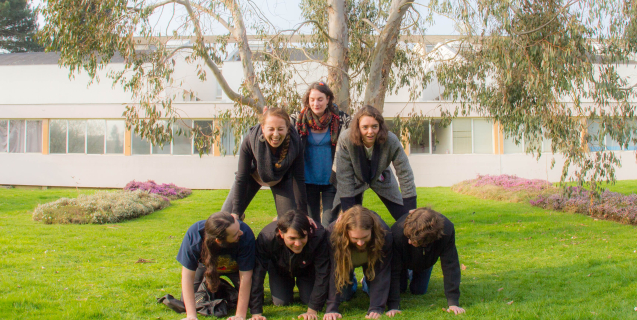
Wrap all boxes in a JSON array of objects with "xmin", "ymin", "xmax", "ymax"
[{"xmin": 296, "ymin": 104, "xmax": 340, "ymax": 146}]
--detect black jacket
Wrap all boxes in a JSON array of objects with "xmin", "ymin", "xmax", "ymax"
[
  {"xmin": 389, "ymin": 213, "xmax": 461, "ymax": 307},
  {"xmin": 325, "ymin": 212, "xmax": 394, "ymax": 314},
  {"xmin": 249, "ymin": 221, "xmax": 330, "ymax": 314}
]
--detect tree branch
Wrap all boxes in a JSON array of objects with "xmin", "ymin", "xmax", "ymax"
[
  {"xmin": 181, "ymin": 0, "xmax": 258, "ymax": 108},
  {"xmin": 361, "ymin": 18, "xmax": 382, "ymax": 34}
]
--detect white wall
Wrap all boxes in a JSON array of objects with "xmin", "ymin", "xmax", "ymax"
[{"xmin": 3, "ymin": 151, "xmax": 637, "ymax": 189}]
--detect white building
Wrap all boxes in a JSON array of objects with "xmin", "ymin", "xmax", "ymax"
[{"xmin": 2, "ymin": 43, "xmax": 637, "ymax": 189}]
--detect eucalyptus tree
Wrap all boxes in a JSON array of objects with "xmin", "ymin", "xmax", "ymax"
[
  {"xmin": 39, "ymin": 0, "xmax": 429, "ymax": 151},
  {"xmin": 431, "ymin": 0, "xmax": 637, "ymax": 190}
]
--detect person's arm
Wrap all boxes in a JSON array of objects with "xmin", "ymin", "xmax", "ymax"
[
  {"xmin": 440, "ymin": 228, "xmax": 462, "ymax": 309},
  {"xmin": 181, "ymin": 267, "xmax": 198, "ymax": 320},
  {"xmin": 386, "ymin": 229, "xmax": 403, "ymax": 313},
  {"xmin": 232, "ymin": 137, "xmax": 254, "ymax": 217},
  {"xmin": 365, "ymin": 232, "xmax": 393, "ymax": 316},
  {"xmin": 228, "ymin": 270, "xmax": 253, "ymax": 320},
  {"xmin": 305, "ymin": 235, "xmax": 330, "ymax": 315},
  {"xmin": 324, "ymin": 242, "xmax": 341, "ymax": 316},
  {"xmin": 334, "ymin": 134, "xmax": 358, "ymax": 212},
  {"xmin": 388, "ymin": 135, "xmax": 417, "ymax": 208},
  {"xmin": 250, "ymin": 234, "xmax": 270, "ymax": 316}
]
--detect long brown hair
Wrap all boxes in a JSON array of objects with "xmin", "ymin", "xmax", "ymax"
[
  {"xmin": 200, "ymin": 212, "xmax": 236, "ymax": 292},
  {"xmin": 330, "ymin": 205, "xmax": 386, "ymax": 293},
  {"xmin": 349, "ymin": 105, "xmax": 388, "ymax": 146},
  {"xmin": 260, "ymin": 107, "xmax": 292, "ymax": 168},
  {"xmin": 302, "ymin": 81, "xmax": 336, "ymax": 114}
]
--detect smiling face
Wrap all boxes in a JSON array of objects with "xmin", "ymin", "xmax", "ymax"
[
  {"xmin": 218, "ymin": 218, "xmax": 243, "ymax": 245},
  {"xmin": 358, "ymin": 115, "xmax": 380, "ymax": 148},
  {"xmin": 348, "ymin": 227, "xmax": 372, "ymax": 251},
  {"xmin": 262, "ymin": 115, "xmax": 288, "ymax": 148},
  {"xmin": 279, "ymin": 228, "xmax": 308, "ymax": 254},
  {"xmin": 308, "ymin": 89, "xmax": 329, "ymax": 117}
]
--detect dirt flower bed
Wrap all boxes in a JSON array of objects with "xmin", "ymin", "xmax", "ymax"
[
  {"xmin": 32, "ymin": 190, "xmax": 169, "ymax": 224},
  {"xmin": 124, "ymin": 180, "xmax": 191, "ymax": 200},
  {"xmin": 451, "ymin": 174, "xmax": 555, "ymax": 203},
  {"xmin": 453, "ymin": 174, "xmax": 637, "ymax": 225},
  {"xmin": 530, "ymin": 186, "xmax": 637, "ymax": 225}
]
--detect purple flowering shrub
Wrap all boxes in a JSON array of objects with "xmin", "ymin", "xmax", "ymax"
[
  {"xmin": 530, "ymin": 186, "xmax": 637, "ymax": 225},
  {"xmin": 124, "ymin": 180, "xmax": 192, "ymax": 200},
  {"xmin": 452, "ymin": 174, "xmax": 555, "ymax": 203}
]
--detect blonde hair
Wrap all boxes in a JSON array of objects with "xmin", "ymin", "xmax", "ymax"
[{"xmin": 330, "ymin": 205, "xmax": 386, "ymax": 293}]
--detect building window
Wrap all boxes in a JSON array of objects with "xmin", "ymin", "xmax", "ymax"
[
  {"xmin": 409, "ymin": 118, "xmax": 493, "ymax": 155},
  {"xmin": 49, "ymin": 119, "xmax": 125, "ymax": 154},
  {"xmin": 219, "ymin": 121, "xmax": 237, "ymax": 156},
  {"xmin": 0, "ymin": 120, "xmax": 43, "ymax": 153},
  {"xmin": 131, "ymin": 119, "xmax": 215, "ymax": 155},
  {"xmin": 194, "ymin": 120, "xmax": 214, "ymax": 155}
]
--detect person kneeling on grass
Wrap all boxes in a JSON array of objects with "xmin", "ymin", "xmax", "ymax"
[
  {"xmin": 249, "ymin": 210, "xmax": 330, "ymax": 320},
  {"xmin": 324, "ymin": 205, "xmax": 400, "ymax": 320},
  {"xmin": 177, "ymin": 212, "xmax": 255, "ymax": 320},
  {"xmin": 389, "ymin": 207, "xmax": 465, "ymax": 315}
]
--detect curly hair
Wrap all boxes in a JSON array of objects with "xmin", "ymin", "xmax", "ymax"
[
  {"xmin": 302, "ymin": 81, "xmax": 337, "ymax": 114},
  {"xmin": 349, "ymin": 105, "xmax": 388, "ymax": 146},
  {"xmin": 403, "ymin": 208, "xmax": 445, "ymax": 247},
  {"xmin": 330, "ymin": 205, "xmax": 386, "ymax": 293},
  {"xmin": 200, "ymin": 212, "xmax": 236, "ymax": 292},
  {"xmin": 260, "ymin": 107, "xmax": 292, "ymax": 169}
]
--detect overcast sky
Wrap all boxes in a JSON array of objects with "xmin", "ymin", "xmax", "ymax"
[{"xmin": 32, "ymin": 0, "xmax": 455, "ymax": 36}]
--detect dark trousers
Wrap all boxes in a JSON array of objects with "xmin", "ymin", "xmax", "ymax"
[
  {"xmin": 222, "ymin": 175, "xmax": 297, "ymax": 218},
  {"xmin": 306, "ymin": 183, "xmax": 337, "ymax": 227},
  {"xmin": 399, "ymin": 267, "xmax": 433, "ymax": 295},
  {"xmin": 268, "ymin": 263, "xmax": 315, "ymax": 306},
  {"xmin": 183, "ymin": 263, "xmax": 240, "ymax": 298},
  {"xmin": 332, "ymin": 192, "xmax": 410, "ymax": 223}
]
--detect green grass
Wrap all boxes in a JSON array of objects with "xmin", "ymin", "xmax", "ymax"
[{"xmin": 1, "ymin": 182, "xmax": 637, "ymax": 319}]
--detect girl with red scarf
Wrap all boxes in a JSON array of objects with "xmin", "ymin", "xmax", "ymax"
[{"xmin": 291, "ymin": 82, "xmax": 351, "ymax": 227}]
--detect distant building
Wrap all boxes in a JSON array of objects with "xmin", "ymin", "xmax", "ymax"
[{"xmin": 2, "ymin": 42, "xmax": 637, "ymax": 189}]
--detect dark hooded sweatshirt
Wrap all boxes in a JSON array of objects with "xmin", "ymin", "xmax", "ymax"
[
  {"xmin": 388, "ymin": 213, "xmax": 461, "ymax": 308},
  {"xmin": 249, "ymin": 221, "xmax": 330, "ymax": 314}
]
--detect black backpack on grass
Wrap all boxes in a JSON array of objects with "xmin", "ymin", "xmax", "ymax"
[{"xmin": 157, "ymin": 278, "xmax": 238, "ymax": 317}]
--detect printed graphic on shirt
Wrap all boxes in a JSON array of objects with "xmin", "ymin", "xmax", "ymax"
[{"xmin": 216, "ymin": 254, "xmax": 239, "ymax": 273}]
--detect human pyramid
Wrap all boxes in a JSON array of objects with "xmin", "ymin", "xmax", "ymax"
[{"xmin": 166, "ymin": 82, "xmax": 464, "ymax": 320}]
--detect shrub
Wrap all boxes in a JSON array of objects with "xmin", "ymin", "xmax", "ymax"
[
  {"xmin": 124, "ymin": 180, "xmax": 191, "ymax": 200},
  {"xmin": 32, "ymin": 190, "xmax": 170, "ymax": 224},
  {"xmin": 452, "ymin": 174, "xmax": 555, "ymax": 202},
  {"xmin": 530, "ymin": 186, "xmax": 637, "ymax": 225}
]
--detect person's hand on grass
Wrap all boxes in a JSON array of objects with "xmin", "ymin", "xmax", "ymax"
[
  {"xmin": 227, "ymin": 316, "xmax": 246, "ymax": 320},
  {"xmin": 385, "ymin": 309, "xmax": 402, "ymax": 317},
  {"xmin": 181, "ymin": 316, "xmax": 198, "ymax": 320},
  {"xmin": 250, "ymin": 314, "xmax": 267, "ymax": 320},
  {"xmin": 365, "ymin": 311, "xmax": 381, "ymax": 319},
  {"xmin": 323, "ymin": 312, "xmax": 342, "ymax": 320},
  {"xmin": 298, "ymin": 308, "xmax": 318, "ymax": 320},
  {"xmin": 446, "ymin": 306, "xmax": 465, "ymax": 315}
]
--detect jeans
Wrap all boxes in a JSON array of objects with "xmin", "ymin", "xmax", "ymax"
[
  {"xmin": 306, "ymin": 184, "xmax": 337, "ymax": 227},
  {"xmin": 268, "ymin": 262, "xmax": 315, "ymax": 306},
  {"xmin": 400, "ymin": 267, "xmax": 433, "ymax": 295}
]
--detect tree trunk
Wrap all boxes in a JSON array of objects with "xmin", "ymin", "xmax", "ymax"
[
  {"xmin": 362, "ymin": 0, "xmax": 411, "ymax": 113},
  {"xmin": 326, "ymin": 0, "xmax": 350, "ymax": 113},
  {"xmin": 224, "ymin": 0, "xmax": 266, "ymax": 113}
]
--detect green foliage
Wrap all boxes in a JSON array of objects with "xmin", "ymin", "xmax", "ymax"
[
  {"xmin": 433, "ymin": 0, "xmax": 637, "ymax": 193},
  {"xmin": 32, "ymin": 190, "xmax": 169, "ymax": 224},
  {"xmin": 3, "ymin": 186, "xmax": 637, "ymax": 319},
  {"xmin": 0, "ymin": 0, "xmax": 42, "ymax": 52}
]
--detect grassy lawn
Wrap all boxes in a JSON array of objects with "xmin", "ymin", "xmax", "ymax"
[{"xmin": 1, "ymin": 182, "xmax": 636, "ymax": 320}]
